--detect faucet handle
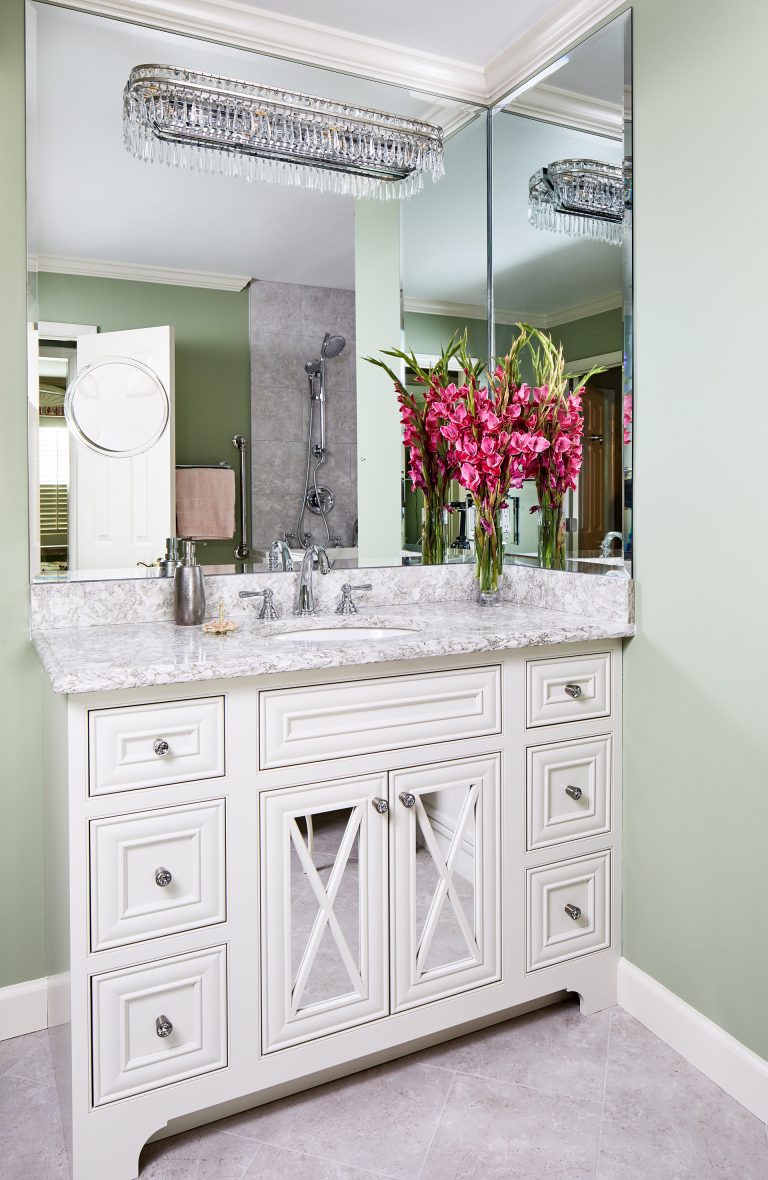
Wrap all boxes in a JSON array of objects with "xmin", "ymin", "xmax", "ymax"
[
  {"xmin": 336, "ymin": 583, "xmax": 373, "ymax": 615},
  {"xmin": 239, "ymin": 588, "xmax": 281, "ymax": 620}
]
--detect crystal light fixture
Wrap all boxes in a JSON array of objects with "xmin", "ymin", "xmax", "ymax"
[
  {"xmin": 123, "ymin": 65, "xmax": 445, "ymax": 200},
  {"xmin": 528, "ymin": 158, "xmax": 631, "ymax": 246}
]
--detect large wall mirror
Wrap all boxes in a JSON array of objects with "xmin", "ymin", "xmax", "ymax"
[
  {"xmin": 25, "ymin": 3, "xmax": 632, "ymax": 582},
  {"xmin": 492, "ymin": 13, "xmax": 633, "ymax": 570}
]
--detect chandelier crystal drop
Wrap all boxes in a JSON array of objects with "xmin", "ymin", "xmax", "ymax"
[
  {"xmin": 123, "ymin": 65, "xmax": 445, "ymax": 200},
  {"xmin": 528, "ymin": 158, "xmax": 631, "ymax": 246}
]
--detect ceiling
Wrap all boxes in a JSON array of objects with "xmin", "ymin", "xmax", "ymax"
[
  {"xmin": 223, "ymin": 0, "xmax": 567, "ymax": 69},
  {"xmin": 31, "ymin": 3, "xmax": 628, "ymax": 319}
]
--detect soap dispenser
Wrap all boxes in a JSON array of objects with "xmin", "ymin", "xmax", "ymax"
[{"xmin": 174, "ymin": 540, "xmax": 206, "ymax": 625}]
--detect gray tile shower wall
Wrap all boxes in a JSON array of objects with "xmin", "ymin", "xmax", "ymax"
[{"xmin": 249, "ymin": 280, "xmax": 357, "ymax": 552}]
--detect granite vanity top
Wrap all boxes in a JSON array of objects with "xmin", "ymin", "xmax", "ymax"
[{"xmin": 32, "ymin": 601, "xmax": 635, "ymax": 695}]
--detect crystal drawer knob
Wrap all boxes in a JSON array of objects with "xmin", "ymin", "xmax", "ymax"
[
  {"xmin": 400, "ymin": 792, "xmax": 416, "ymax": 808},
  {"xmin": 153, "ymin": 738, "xmax": 170, "ymax": 757},
  {"xmin": 155, "ymin": 867, "xmax": 172, "ymax": 887},
  {"xmin": 372, "ymin": 797, "xmax": 389, "ymax": 814},
  {"xmin": 564, "ymin": 903, "xmax": 582, "ymax": 921},
  {"xmin": 564, "ymin": 684, "xmax": 582, "ymax": 699},
  {"xmin": 155, "ymin": 1015, "xmax": 173, "ymax": 1038},
  {"xmin": 565, "ymin": 785, "xmax": 583, "ymax": 800}
]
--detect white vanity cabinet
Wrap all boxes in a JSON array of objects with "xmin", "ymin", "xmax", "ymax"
[{"xmin": 42, "ymin": 640, "xmax": 622, "ymax": 1180}]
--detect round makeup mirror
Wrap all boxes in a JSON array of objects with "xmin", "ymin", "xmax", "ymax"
[{"xmin": 64, "ymin": 355, "xmax": 170, "ymax": 457}]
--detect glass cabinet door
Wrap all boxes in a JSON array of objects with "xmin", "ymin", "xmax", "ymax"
[
  {"xmin": 390, "ymin": 755, "xmax": 501, "ymax": 1012},
  {"xmin": 260, "ymin": 772, "xmax": 389, "ymax": 1052}
]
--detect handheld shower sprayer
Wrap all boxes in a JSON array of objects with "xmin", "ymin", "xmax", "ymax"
[{"xmin": 296, "ymin": 330, "xmax": 347, "ymax": 548}]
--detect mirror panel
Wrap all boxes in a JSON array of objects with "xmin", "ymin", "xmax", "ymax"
[
  {"xmin": 492, "ymin": 12, "xmax": 633, "ymax": 571},
  {"xmin": 26, "ymin": 2, "xmax": 631, "ymax": 582}
]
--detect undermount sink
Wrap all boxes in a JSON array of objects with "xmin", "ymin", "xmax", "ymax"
[{"xmin": 270, "ymin": 626, "xmax": 419, "ymax": 643}]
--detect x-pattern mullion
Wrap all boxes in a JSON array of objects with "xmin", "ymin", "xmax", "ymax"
[
  {"xmin": 414, "ymin": 783, "xmax": 480, "ymax": 977},
  {"xmin": 289, "ymin": 809, "xmax": 364, "ymax": 1013}
]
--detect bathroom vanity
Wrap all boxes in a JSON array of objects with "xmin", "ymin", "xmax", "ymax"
[{"xmin": 34, "ymin": 575, "xmax": 631, "ymax": 1180}]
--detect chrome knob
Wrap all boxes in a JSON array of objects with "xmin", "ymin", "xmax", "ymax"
[
  {"xmin": 153, "ymin": 738, "xmax": 170, "ymax": 757},
  {"xmin": 400, "ymin": 792, "xmax": 416, "ymax": 808},
  {"xmin": 565, "ymin": 785, "xmax": 583, "ymax": 800},
  {"xmin": 564, "ymin": 903, "xmax": 582, "ymax": 921},
  {"xmin": 155, "ymin": 1015, "xmax": 173, "ymax": 1038},
  {"xmin": 564, "ymin": 684, "xmax": 582, "ymax": 699},
  {"xmin": 155, "ymin": 867, "xmax": 172, "ymax": 887},
  {"xmin": 372, "ymin": 797, "xmax": 389, "ymax": 814}
]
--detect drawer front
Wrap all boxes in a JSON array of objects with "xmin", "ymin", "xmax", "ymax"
[
  {"xmin": 526, "ymin": 653, "xmax": 610, "ymax": 728},
  {"xmin": 527, "ymin": 735, "xmax": 611, "ymax": 851},
  {"xmin": 91, "ymin": 946, "xmax": 227, "ymax": 1105},
  {"xmin": 89, "ymin": 696, "xmax": 225, "ymax": 796},
  {"xmin": 260, "ymin": 666, "xmax": 501, "ymax": 770},
  {"xmin": 527, "ymin": 850, "xmax": 610, "ymax": 971},
  {"xmin": 89, "ymin": 800, "xmax": 226, "ymax": 951}
]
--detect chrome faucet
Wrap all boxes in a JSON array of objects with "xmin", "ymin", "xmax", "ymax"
[
  {"xmin": 599, "ymin": 531, "xmax": 623, "ymax": 558},
  {"xmin": 268, "ymin": 539, "xmax": 293, "ymax": 572},
  {"xmin": 296, "ymin": 545, "xmax": 330, "ymax": 616}
]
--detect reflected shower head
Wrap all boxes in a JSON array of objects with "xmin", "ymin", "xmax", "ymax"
[{"xmin": 321, "ymin": 332, "xmax": 346, "ymax": 359}]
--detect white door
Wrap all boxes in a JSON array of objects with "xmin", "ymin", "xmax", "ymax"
[
  {"xmin": 260, "ymin": 773, "xmax": 389, "ymax": 1053},
  {"xmin": 390, "ymin": 754, "xmax": 501, "ymax": 1012},
  {"xmin": 71, "ymin": 326, "xmax": 174, "ymax": 572}
]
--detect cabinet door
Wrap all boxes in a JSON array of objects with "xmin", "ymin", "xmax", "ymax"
[
  {"xmin": 261, "ymin": 772, "xmax": 389, "ymax": 1052},
  {"xmin": 390, "ymin": 755, "xmax": 501, "ymax": 1012}
]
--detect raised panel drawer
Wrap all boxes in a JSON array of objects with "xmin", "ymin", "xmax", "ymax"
[
  {"xmin": 89, "ymin": 800, "xmax": 226, "ymax": 951},
  {"xmin": 91, "ymin": 946, "xmax": 227, "ymax": 1105},
  {"xmin": 526, "ymin": 653, "xmax": 610, "ymax": 728},
  {"xmin": 526, "ymin": 735, "xmax": 611, "ymax": 850},
  {"xmin": 88, "ymin": 696, "xmax": 225, "ymax": 796},
  {"xmin": 259, "ymin": 666, "xmax": 501, "ymax": 770},
  {"xmin": 527, "ymin": 850, "xmax": 610, "ymax": 971}
]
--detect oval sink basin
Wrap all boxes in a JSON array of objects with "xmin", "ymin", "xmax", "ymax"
[{"xmin": 270, "ymin": 626, "xmax": 418, "ymax": 644}]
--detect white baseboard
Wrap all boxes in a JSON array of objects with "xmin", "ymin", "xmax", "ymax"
[
  {"xmin": 618, "ymin": 959, "xmax": 768, "ymax": 1124},
  {"xmin": 0, "ymin": 977, "xmax": 48, "ymax": 1041}
]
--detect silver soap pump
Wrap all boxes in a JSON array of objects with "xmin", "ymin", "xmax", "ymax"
[{"xmin": 174, "ymin": 540, "xmax": 206, "ymax": 626}]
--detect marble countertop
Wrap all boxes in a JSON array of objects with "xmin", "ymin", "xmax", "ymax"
[{"xmin": 32, "ymin": 602, "xmax": 635, "ymax": 695}]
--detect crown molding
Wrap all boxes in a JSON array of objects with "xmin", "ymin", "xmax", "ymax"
[
  {"xmin": 485, "ymin": 0, "xmax": 628, "ymax": 106},
  {"xmin": 506, "ymin": 84, "xmax": 623, "ymax": 140},
  {"xmin": 36, "ymin": 254, "xmax": 250, "ymax": 291},
  {"xmin": 45, "ymin": 0, "xmax": 488, "ymax": 103},
  {"xmin": 403, "ymin": 293, "xmax": 621, "ymax": 330},
  {"xmin": 42, "ymin": 0, "xmax": 627, "ymax": 108}
]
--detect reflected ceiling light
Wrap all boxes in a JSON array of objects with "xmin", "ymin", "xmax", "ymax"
[
  {"xmin": 528, "ymin": 158, "xmax": 631, "ymax": 247},
  {"xmin": 502, "ymin": 55, "xmax": 570, "ymax": 105},
  {"xmin": 123, "ymin": 65, "xmax": 445, "ymax": 200}
]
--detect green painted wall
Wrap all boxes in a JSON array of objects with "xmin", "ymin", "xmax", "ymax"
[
  {"xmin": 0, "ymin": 0, "xmax": 45, "ymax": 990},
  {"xmin": 625, "ymin": 0, "xmax": 768, "ymax": 1056},
  {"xmin": 37, "ymin": 272, "xmax": 250, "ymax": 566},
  {"xmin": 405, "ymin": 307, "xmax": 622, "ymax": 367}
]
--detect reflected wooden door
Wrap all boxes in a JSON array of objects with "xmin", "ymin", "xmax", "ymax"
[{"xmin": 578, "ymin": 367, "xmax": 622, "ymax": 554}]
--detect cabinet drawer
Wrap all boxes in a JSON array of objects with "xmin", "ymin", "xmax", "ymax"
[
  {"xmin": 91, "ymin": 946, "xmax": 227, "ymax": 1105},
  {"xmin": 526, "ymin": 735, "xmax": 611, "ymax": 851},
  {"xmin": 527, "ymin": 850, "xmax": 610, "ymax": 971},
  {"xmin": 259, "ymin": 666, "xmax": 501, "ymax": 770},
  {"xmin": 89, "ymin": 800, "xmax": 226, "ymax": 951},
  {"xmin": 526, "ymin": 653, "xmax": 610, "ymax": 728},
  {"xmin": 89, "ymin": 696, "xmax": 225, "ymax": 796}
]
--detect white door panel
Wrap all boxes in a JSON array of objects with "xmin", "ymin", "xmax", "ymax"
[{"xmin": 72, "ymin": 326, "xmax": 174, "ymax": 571}]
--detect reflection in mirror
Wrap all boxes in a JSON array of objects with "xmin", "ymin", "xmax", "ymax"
[
  {"xmin": 26, "ymin": 1, "xmax": 476, "ymax": 580},
  {"xmin": 492, "ymin": 12, "xmax": 633, "ymax": 571}
]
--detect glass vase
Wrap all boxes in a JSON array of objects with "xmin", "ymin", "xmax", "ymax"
[
  {"xmin": 474, "ymin": 510, "xmax": 504, "ymax": 606},
  {"xmin": 421, "ymin": 495, "xmax": 447, "ymax": 565},
  {"xmin": 538, "ymin": 501, "xmax": 567, "ymax": 570}
]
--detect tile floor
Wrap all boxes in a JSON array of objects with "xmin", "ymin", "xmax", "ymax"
[{"xmin": 1, "ymin": 1000, "xmax": 766, "ymax": 1179}]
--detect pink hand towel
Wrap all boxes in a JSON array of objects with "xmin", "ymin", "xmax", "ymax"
[{"xmin": 176, "ymin": 467, "xmax": 236, "ymax": 540}]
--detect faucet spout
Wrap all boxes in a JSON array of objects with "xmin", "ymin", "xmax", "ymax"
[
  {"xmin": 599, "ymin": 531, "xmax": 623, "ymax": 558},
  {"xmin": 296, "ymin": 545, "xmax": 330, "ymax": 616}
]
